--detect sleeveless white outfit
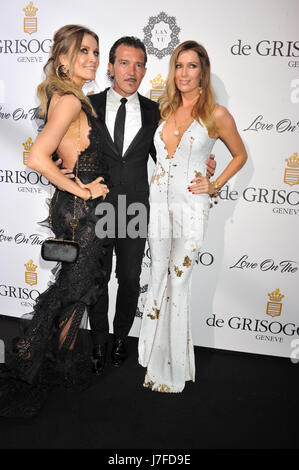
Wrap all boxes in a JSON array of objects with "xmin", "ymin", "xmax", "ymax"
[{"xmin": 138, "ymin": 120, "xmax": 216, "ymax": 393}]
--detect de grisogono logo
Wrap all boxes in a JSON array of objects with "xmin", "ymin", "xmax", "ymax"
[
  {"xmin": 0, "ymin": 137, "xmax": 49, "ymax": 194},
  {"xmin": 266, "ymin": 288, "xmax": 284, "ymax": 318},
  {"xmin": 22, "ymin": 137, "xmax": 33, "ymax": 165},
  {"xmin": 23, "ymin": 1, "xmax": 38, "ymax": 35},
  {"xmin": 24, "ymin": 259, "xmax": 38, "ymax": 286},
  {"xmin": 284, "ymin": 153, "xmax": 299, "ymax": 187},
  {"xmin": 206, "ymin": 287, "xmax": 298, "ymax": 345},
  {"xmin": 143, "ymin": 12, "xmax": 180, "ymax": 59},
  {"xmin": 149, "ymin": 74, "xmax": 166, "ymax": 102},
  {"xmin": 218, "ymin": 152, "xmax": 299, "ymax": 216},
  {"xmin": 0, "ymin": 1, "xmax": 52, "ymax": 63},
  {"xmin": 230, "ymin": 39, "xmax": 299, "ymax": 68},
  {"xmin": 0, "ymin": 259, "xmax": 40, "ymax": 309}
]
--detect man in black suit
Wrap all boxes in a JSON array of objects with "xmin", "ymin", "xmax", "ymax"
[
  {"xmin": 88, "ymin": 37, "xmax": 161, "ymax": 373},
  {"xmin": 61, "ymin": 37, "xmax": 215, "ymax": 373}
]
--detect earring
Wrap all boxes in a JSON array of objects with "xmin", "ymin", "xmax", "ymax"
[
  {"xmin": 199, "ymin": 80, "xmax": 203, "ymax": 94},
  {"xmin": 56, "ymin": 64, "xmax": 70, "ymax": 79}
]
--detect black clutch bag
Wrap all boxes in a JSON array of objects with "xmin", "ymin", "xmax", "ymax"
[{"xmin": 41, "ymin": 238, "xmax": 79, "ymax": 263}]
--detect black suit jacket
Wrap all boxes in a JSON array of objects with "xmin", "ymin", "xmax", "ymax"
[{"xmin": 89, "ymin": 89, "xmax": 160, "ymax": 198}]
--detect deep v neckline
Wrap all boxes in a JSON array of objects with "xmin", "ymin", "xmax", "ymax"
[{"xmin": 160, "ymin": 119, "xmax": 195, "ymax": 159}]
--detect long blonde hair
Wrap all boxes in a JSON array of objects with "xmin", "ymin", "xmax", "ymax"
[
  {"xmin": 159, "ymin": 40, "xmax": 217, "ymax": 137},
  {"xmin": 37, "ymin": 24, "xmax": 98, "ymax": 118}
]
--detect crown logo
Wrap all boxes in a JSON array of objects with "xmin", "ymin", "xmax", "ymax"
[
  {"xmin": 284, "ymin": 152, "xmax": 299, "ymax": 186},
  {"xmin": 22, "ymin": 137, "xmax": 33, "ymax": 151},
  {"xmin": 285, "ymin": 153, "xmax": 299, "ymax": 168},
  {"xmin": 24, "ymin": 259, "xmax": 37, "ymax": 272},
  {"xmin": 23, "ymin": 2, "xmax": 38, "ymax": 35},
  {"xmin": 22, "ymin": 137, "xmax": 33, "ymax": 165},
  {"xmin": 150, "ymin": 74, "xmax": 166, "ymax": 102},
  {"xmin": 24, "ymin": 259, "xmax": 38, "ymax": 286},
  {"xmin": 23, "ymin": 1, "xmax": 38, "ymax": 16},
  {"xmin": 268, "ymin": 288, "xmax": 284, "ymax": 302},
  {"xmin": 150, "ymin": 74, "xmax": 166, "ymax": 89},
  {"xmin": 266, "ymin": 288, "xmax": 284, "ymax": 318}
]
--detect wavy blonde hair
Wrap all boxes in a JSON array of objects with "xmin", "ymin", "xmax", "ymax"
[
  {"xmin": 159, "ymin": 40, "xmax": 217, "ymax": 137},
  {"xmin": 37, "ymin": 24, "xmax": 98, "ymax": 118}
]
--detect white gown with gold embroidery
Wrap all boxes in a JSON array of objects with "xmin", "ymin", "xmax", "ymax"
[{"xmin": 138, "ymin": 120, "xmax": 216, "ymax": 393}]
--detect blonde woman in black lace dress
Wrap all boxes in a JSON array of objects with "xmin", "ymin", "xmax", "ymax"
[{"xmin": 0, "ymin": 25, "xmax": 109, "ymax": 417}]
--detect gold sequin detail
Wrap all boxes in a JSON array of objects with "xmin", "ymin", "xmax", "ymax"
[
  {"xmin": 143, "ymin": 381, "xmax": 171, "ymax": 393},
  {"xmin": 174, "ymin": 266, "xmax": 183, "ymax": 277},
  {"xmin": 194, "ymin": 171, "xmax": 202, "ymax": 178},
  {"xmin": 143, "ymin": 380, "xmax": 155, "ymax": 389},
  {"xmin": 183, "ymin": 256, "xmax": 191, "ymax": 268},
  {"xmin": 160, "ymin": 384, "xmax": 171, "ymax": 393},
  {"xmin": 151, "ymin": 162, "xmax": 166, "ymax": 185},
  {"xmin": 190, "ymin": 136, "xmax": 195, "ymax": 152},
  {"xmin": 147, "ymin": 301, "xmax": 160, "ymax": 320}
]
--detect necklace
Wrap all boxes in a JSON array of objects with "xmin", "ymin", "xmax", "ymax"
[{"xmin": 173, "ymin": 113, "xmax": 193, "ymax": 137}]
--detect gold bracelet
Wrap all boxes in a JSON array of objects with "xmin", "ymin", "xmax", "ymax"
[
  {"xmin": 209, "ymin": 180, "xmax": 221, "ymax": 207},
  {"xmin": 210, "ymin": 180, "xmax": 221, "ymax": 196}
]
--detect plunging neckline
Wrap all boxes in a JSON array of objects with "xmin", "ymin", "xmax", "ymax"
[{"xmin": 160, "ymin": 119, "xmax": 195, "ymax": 159}]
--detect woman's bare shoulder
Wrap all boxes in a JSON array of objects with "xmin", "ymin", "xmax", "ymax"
[
  {"xmin": 48, "ymin": 93, "xmax": 81, "ymax": 119},
  {"xmin": 213, "ymin": 104, "xmax": 232, "ymax": 119}
]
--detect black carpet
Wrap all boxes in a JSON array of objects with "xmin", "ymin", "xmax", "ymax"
[{"xmin": 0, "ymin": 314, "xmax": 298, "ymax": 450}]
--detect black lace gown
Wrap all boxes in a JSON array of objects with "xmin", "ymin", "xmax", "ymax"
[{"xmin": 0, "ymin": 111, "xmax": 109, "ymax": 418}]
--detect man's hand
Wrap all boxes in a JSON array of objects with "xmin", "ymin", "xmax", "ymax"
[
  {"xmin": 205, "ymin": 154, "xmax": 216, "ymax": 179},
  {"xmin": 54, "ymin": 158, "xmax": 74, "ymax": 190}
]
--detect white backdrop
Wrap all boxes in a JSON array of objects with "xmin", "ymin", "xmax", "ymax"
[{"xmin": 0, "ymin": 0, "xmax": 298, "ymax": 359}]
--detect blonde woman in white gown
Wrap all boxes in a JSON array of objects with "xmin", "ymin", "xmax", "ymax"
[{"xmin": 138, "ymin": 41, "xmax": 247, "ymax": 393}]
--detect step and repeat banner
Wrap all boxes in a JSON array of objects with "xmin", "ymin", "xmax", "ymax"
[{"xmin": 0, "ymin": 0, "xmax": 298, "ymax": 359}]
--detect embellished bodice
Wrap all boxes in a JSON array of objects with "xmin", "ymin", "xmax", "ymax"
[
  {"xmin": 155, "ymin": 119, "xmax": 216, "ymax": 174},
  {"xmin": 150, "ymin": 120, "xmax": 216, "ymax": 208}
]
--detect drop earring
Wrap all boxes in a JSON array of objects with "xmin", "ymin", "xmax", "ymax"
[{"xmin": 56, "ymin": 64, "xmax": 70, "ymax": 79}]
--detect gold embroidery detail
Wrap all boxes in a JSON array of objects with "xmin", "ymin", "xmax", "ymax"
[
  {"xmin": 174, "ymin": 265, "xmax": 183, "ymax": 277},
  {"xmin": 147, "ymin": 301, "xmax": 160, "ymax": 320},
  {"xmin": 183, "ymin": 256, "xmax": 192, "ymax": 268},
  {"xmin": 143, "ymin": 380, "xmax": 155, "ymax": 389},
  {"xmin": 143, "ymin": 381, "xmax": 171, "ymax": 393},
  {"xmin": 151, "ymin": 161, "xmax": 166, "ymax": 185},
  {"xmin": 194, "ymin": 171, "xmax": 202, "ymax": 178},
  {"xmin": 160, "ymin": 384, "xmax": 171, "ymax": 393}
]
